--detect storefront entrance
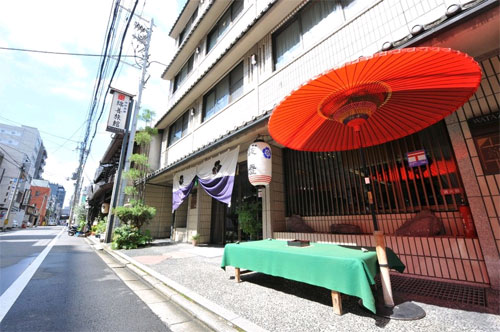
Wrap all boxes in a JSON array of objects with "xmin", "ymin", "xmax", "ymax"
[{"xmin": 210, "ymin": 161, "xmax": 259, "ymax": 244}]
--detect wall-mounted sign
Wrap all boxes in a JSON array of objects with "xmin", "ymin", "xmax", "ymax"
[
  {"xmin": 440, "ymin": 188, "xmax": 462, "ymax": 195},
  {"xmin": 407, "ymin": 149, "xmax": 428, "ymax": 168},
  {"xmin": 106, "ymin": 90, "xmax": 132, "ymax": 133}
]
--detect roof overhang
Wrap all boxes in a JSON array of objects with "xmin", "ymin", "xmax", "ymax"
[
  {"xmin": 163, "ymin": 0, "xmax": 230, "ymax": 80},
  {"xmin": 169, "ymin": 0, "xmax": 200, "ymax": 38},
  {"xmin": 157, "ymin": 0, "xmax": 297, "ymax": 130},
  {"xmin": 147, "ymin": 111, "xmax": 271, "ymax": 185},
  {"xmin": 399, "ymin": 0, "xmax": 499, "ymax": 58},
  {"xmin": 100, "ymin": 134, "xmax": 124, "ymax": 164}
]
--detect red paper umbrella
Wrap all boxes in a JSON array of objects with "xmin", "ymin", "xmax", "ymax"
[
  {"xmin": 268, "ymin": 48, "xmax": 481, "ymax": 315},
  {"xmin": 269, "ymin": 47, "xmax": 481, "ymax": 151}
]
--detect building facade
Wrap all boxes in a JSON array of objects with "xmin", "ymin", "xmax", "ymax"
[
  {"xmin": 143, "ymin": 0, "xmax": 499, "ymax": 290},
  {"xmin": 86, "ymin": 134, "xmax": 125, "ymax": 226},
  {"xmin": 0, "ymin": 123, "xmax": 46, "ymax": 227}
]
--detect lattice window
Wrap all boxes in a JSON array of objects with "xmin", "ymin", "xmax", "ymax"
[{"xmin": 283, "ymin": 121, "xmax": 464, "ymax": 217}]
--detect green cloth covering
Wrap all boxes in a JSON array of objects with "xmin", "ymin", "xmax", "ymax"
[{"xmin": 221, "ymin": 239, "xmax": 405, "ymax": 314}]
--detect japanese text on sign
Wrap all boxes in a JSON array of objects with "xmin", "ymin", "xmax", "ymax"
[{"xmin": 106, "ymin": 92, "xmax": 131, "ymax": 133}]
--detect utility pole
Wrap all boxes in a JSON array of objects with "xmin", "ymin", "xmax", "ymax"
[
  {"xmin": 118, "ymin": 18, "xmax": 154, "ymax": 207},
  {"xmin": 40, "ymin": 194, "xmax": 48, "ymax": 226},
  {"xmin": 68, "ymin": 142, "xmax": 86, "ymax": 227},
  {"xmin": 2, "ymin": 166, "xmax": 24, "ymax": 231}
]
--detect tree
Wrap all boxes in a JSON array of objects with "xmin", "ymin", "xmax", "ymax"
[{"xmin": 114, "ymin": 109, "xmax": 158, "ymax": 231}]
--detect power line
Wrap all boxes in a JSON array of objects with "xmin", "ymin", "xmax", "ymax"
[
  {"xmin": 0, "ymin": 46, "xmax": 137, "ymax": 58},
  {"xmin": 0, "ymin": 115, "xmax": 80, "ymax": 143},
  {"xmin": 50, "ymin": 121, "xmax": 87, "ymax": 154},
  {"xmin": 84, "ymin": 0, "xmax": 140, "ymax": 171},
  {"xmin": 0, "ymin": 146, "xmax": 22, "ymax": 168},
  {"xmin": 0, "ymin": 155, "xmax": 22, "ymax": 169},
  {"xmin": 69, "ymin": 0, "xmax": 123, "ymax": 224}
]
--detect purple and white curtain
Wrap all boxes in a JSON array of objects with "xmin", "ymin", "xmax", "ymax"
[
  {"xmin": 172, "ymin": 166, "xmax": 197, "ymax": 212},
  {"xmin": 172, "ymin": 146, "xmax": 240, "ymax": 212}
]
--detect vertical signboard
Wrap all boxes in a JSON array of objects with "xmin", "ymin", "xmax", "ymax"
[{"xmin": 106, "ymin": 90, "xmax": 132, "ymax": 133}]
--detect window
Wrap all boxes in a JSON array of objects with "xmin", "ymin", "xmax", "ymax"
[
  {"xmin": 35, "ymin": 191, "xmax": 40, "ymax": 197},
  {"xmin": 168, "ymin": 111, "xmax": 190, "ymax": 146},
  {"xmin": 206, "ymin": 0, "xmax": 244, "ymax": 53},
  {"xmin": 173, "ymin": 54, "xmax": 194, "ymax": 92},
  {"xmin": 273, "ymin": 0, "xmax": 342, "ymax": 70},
  {"xmin": 179, "ymin": 7, "xmax": 198, "ymax": 45},
  {"xmin": 283, "ymin": 121, "xmax": 464, "ymax": 220},
  {"xmin": 203, "ymin": 62, "xmax": 243, "ymax": 121}
]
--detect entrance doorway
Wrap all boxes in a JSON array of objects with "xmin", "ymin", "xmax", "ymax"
[
  {"xmin": 210, "ymin": 199, "xmax": 226, "ymax": 244},
  {"xmin": 209, "ymin": 161, "xmax": 260, "ymax": 244}
]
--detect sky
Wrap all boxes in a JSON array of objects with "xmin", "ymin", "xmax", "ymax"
[{"xmin": 0, "ymin": 0, "xmax": 187, "ymax": 207}]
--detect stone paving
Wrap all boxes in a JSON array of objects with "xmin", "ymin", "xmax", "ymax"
[{"xmin": 110, "ymin": 240, "xmax": 500, "ymax": 332}]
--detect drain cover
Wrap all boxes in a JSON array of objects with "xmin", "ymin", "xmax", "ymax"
[{"xmin": 385, "ymin": 275, "xmax": 487, "ymax": 307}]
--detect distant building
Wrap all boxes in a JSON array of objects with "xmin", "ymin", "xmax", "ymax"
[
  {"xmin": 29, "ymin": 179, "xmax": 51, "ymax": 226},
  {"xmin": 48, "ymin": 183, "xmax": 66, "ymax": 225},
  {"xmin": 60, "ymin": 207, "xmax": 70, "ymax": 222},
  {"xmin": 0, "ymin": 123, "xmax": 46, "ymax": 227}
]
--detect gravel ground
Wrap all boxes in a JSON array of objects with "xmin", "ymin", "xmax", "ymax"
[{"xmin": 120, "ymin": 243, "xmax": 500, "ymax": 332}]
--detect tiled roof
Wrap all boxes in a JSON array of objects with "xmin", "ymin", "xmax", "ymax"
[{"xmin": 145, "ymin": 109, "xmax": 272, "ymax": 182}]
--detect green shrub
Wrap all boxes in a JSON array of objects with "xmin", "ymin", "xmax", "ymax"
[
  {"xmin": 236, "ymin": 199, "xmax": 262, "ymax": 240},
  {"xmin": 95, "ymin": 218, "xmax": 107, "ymax": 234},
  {"xmin": 78, "ymin": 219, "xmax": 87, "ymax": 232},
  {"xmin": 111, "ymin": 224, "xmax": 152, "ymax": 250},
  {"xmin": 113, "ymin": 202, "xmax": 156, "ymax": 230}
]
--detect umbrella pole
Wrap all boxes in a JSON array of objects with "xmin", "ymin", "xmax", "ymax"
[
  {"xmin": 358, "ymin": 145, "xmax": 378, "ymax": 231},
  {"xmin": 357, "ymin": 134, "xmax": 394, "ymax": 308}
]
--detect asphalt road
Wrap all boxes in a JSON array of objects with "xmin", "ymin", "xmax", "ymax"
[{"xmin": 0, "ymin": 226, "xmax": 171, "ymax": 332}]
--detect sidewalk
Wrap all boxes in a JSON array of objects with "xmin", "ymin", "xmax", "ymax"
[{"xmin": 90, "ymin": 238, "xmax": 500, "ymax": 332}]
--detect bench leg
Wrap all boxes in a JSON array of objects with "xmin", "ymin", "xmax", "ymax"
[
  {"xmin": 331, "ymin": 290, "xmax": 342, "ymax": 315},
  {"xmin": 235, "ymin": 267, "xmax": 241, "ymax": 283}
]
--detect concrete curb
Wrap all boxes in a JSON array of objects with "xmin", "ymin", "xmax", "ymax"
[{"xmin": 86, "ymin": 237, "xmax": 268, "ymax": 332}]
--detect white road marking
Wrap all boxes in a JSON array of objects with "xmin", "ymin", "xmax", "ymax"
[
  {"xmin": 33, "ymin": 240, "xmax": 51, "ymax": 246},
  {"xmin": 0, "ymin": 229, "xmax": 64, "ymax": 322},
  {"xmin": 0, "ymin": 240, "xmax": 37, "ymax": 243}
]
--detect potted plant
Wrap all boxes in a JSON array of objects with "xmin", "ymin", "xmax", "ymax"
[{"xmin": 191, "ymin": 233, "xmax": 200, "ymax": 246}]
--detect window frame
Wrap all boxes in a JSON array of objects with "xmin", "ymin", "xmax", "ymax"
[
  {"xmin": 167, "ymin": 111, "xmax": 190, "ymax": 147},
  {"xmin": 178, "ymin": 7, "xmax": 198, "ymax": 46},
  {"xmin": 202, "ymin": 61, "xmax": 244, "ymax": 122},
  {"xmin": 206, "ymin": 0, "xmax": 244, "ymax": 53},
  {"xmin": 272, "ymin": 0, "xmax": 342, "ymax": 71},
  {"xmin": 173, "ymin": 53, "xmax": 195, "ymax": 92}
]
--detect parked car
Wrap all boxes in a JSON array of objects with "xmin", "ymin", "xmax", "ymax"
[{"xmin": 12, "ymin": 221, "xmax": 19, "ymax": 228}]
